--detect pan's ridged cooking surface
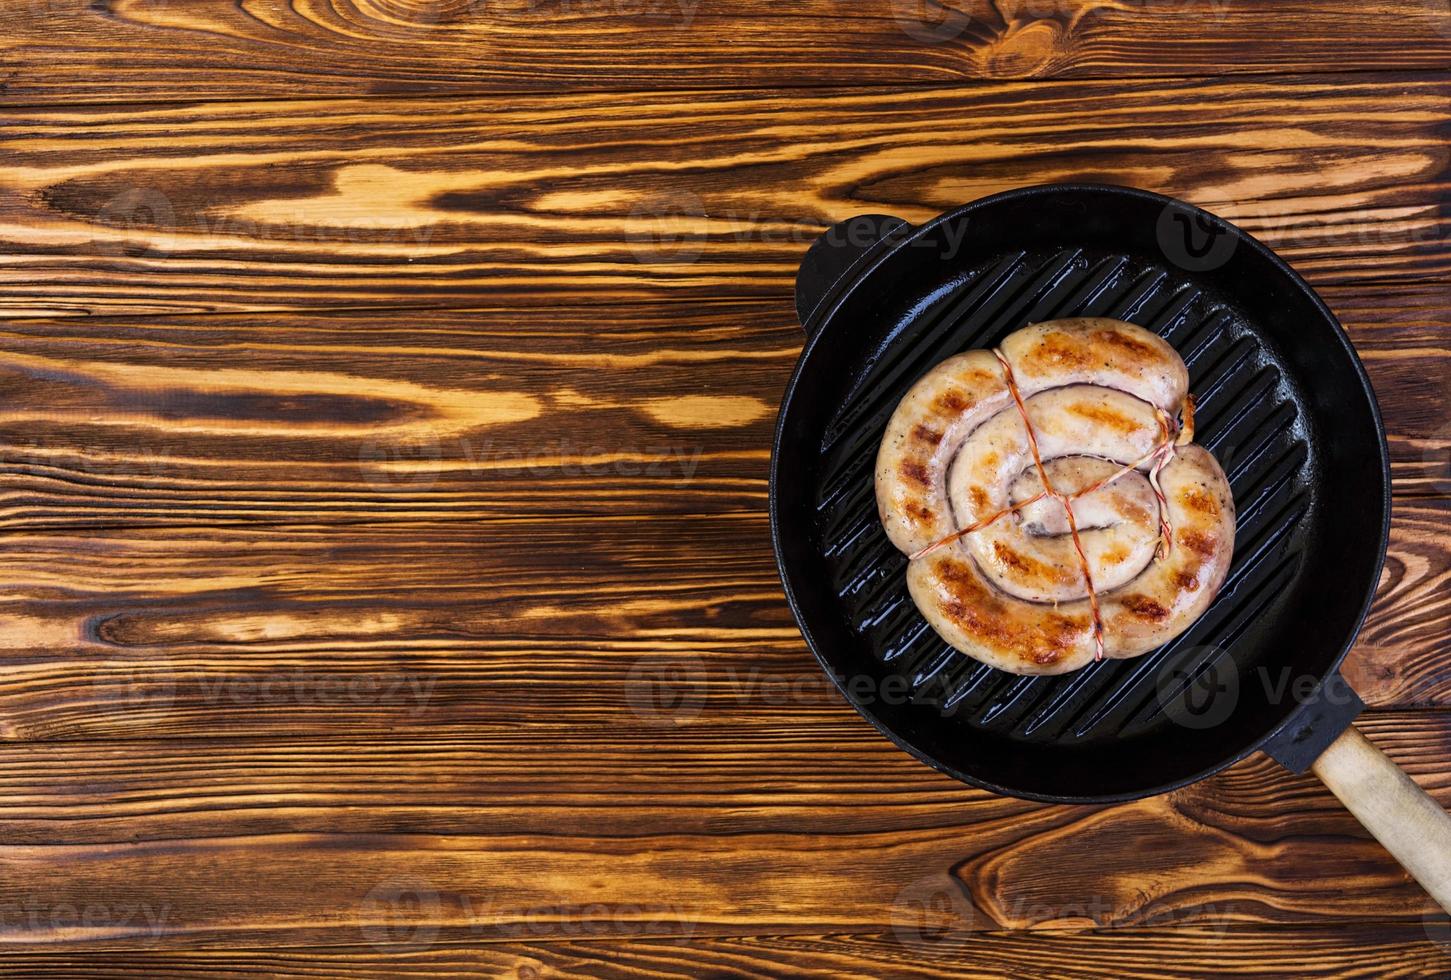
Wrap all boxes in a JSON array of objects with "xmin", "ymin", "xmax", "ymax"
[{"xmin": 813, "ymin": 250, "xmax": 1313, "ymax": 746}]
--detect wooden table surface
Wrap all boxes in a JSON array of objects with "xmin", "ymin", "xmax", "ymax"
[{"xmin": 1, "ymin": 1, "xmax": 1450, "ymax": 976}]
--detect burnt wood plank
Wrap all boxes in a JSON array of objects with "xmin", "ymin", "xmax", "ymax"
[
  {"xmin": 0, "ymin": 926, "xmax": 1447, "ymax": 977},
  {"xmin": 3, "ymin": 0, "xmax": 1447, "ymax": 970},
  {"xmin": 0, "ymin": 302, "xmax": 785, "ymax": 526},
  {"xmin": 1, "ymin": 74, "xmax": 1447, "ymax": 318},
  {"xmin": 0, "ymin": 713, "xmax": 1446, "ymax": 948},
  {"xmin": 2, "ymin": 0, "xmax": 1450, "ymax": 106}
]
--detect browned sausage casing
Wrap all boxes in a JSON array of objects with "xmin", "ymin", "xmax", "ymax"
[{"xmin": 875, "ymin": 318, "xmax": 1235, "ymax": 676}]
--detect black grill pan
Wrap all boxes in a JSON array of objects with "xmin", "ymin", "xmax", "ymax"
[{"xmin": 769, "ymin": 184, "xmax": 1451, "ymax": 908}]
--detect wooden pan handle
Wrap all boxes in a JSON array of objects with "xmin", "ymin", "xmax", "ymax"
[{"xmin": 1310, "ymin": 725, "xmax": 1451, "ymax": 912}]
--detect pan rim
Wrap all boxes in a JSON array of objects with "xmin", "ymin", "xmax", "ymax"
[{"xmin": 769, "ymin": 181, "xmax": 1393, "ymax": 803}]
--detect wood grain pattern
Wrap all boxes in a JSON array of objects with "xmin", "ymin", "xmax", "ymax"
[
  {"xmin": 1, "ymin": 73, "xmax": 1447, "ymax": 317},
  {"xmin": 1350, "ymin": 499, "xmax": 1451, "ymax": 708},
  {"xmin": 5, "ymin": 2, "xmax": 1450, "ymax": 971},
  {"xmin": 4, "ymin": 0, "xmax": 1451, "ymax": 106},
  {"xmin": 0, "ymin": 302, "xmax": 783, "ymax": 527},
  {"xmin": 2, "ymin": 926, "xmax": 1448, "ymax": 979},
  {"xmin": 0, "ymin": 500, "xmax": 1444, "ymax": 743},
  {"xmin": 0, "ymin": 712, "xmax": 1446, "ymax": 949},
  {"xmin": 1331, "ymin": 285, "xmax": 1451, "ymax": 497},
  {"xmin": 0, "ymin": 287, "xmax": 1441, "ymax": 530}
]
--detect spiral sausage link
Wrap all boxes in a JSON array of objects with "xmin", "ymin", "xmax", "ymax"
[{"xmin": 875, "ymin": 318, "xmax": 1235, "ymax": 676}]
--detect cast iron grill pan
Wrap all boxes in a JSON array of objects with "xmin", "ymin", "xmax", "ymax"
[{"xmin": 771, "ymin": 185, "xmax": 1387, "ymax": 802}]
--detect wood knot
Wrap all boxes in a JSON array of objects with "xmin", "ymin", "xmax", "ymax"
[{"xmin": 982, "ymin": 21, "xmax": 1068, "ymax": 78}]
